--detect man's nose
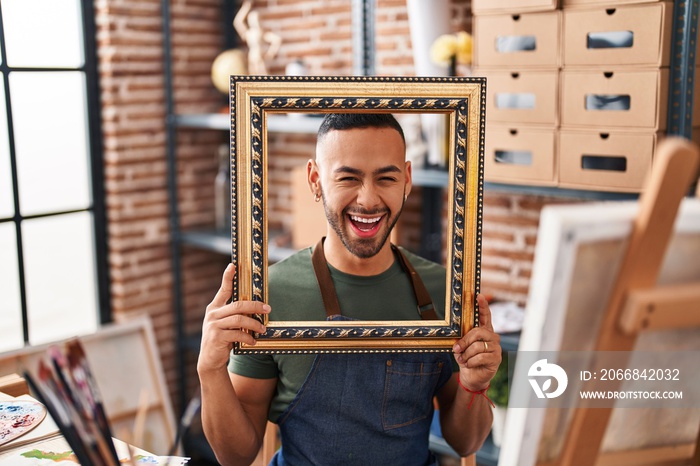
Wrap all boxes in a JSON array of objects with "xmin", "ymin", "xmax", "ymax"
[{"xmin": 356, "ymin": 183, "xmax": 381, "ymax": 209}]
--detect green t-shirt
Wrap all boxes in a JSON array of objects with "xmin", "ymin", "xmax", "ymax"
[{"xmin": 228, "ymin": 245, "xmax": 449, "ymax": 421}]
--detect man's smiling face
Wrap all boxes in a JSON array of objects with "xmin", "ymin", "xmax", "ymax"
[{"xmin": 313, "ymin": 126, "xmax": 411, "ymax": 259}]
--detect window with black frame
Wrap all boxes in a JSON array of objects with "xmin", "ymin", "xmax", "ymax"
[{"xmin": 0, "ymin": 0, "xmax": 109, "ymax": 352}]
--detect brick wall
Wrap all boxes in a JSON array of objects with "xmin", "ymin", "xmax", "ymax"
[
  {"xmin": 97, "ymin": 0, "xmax": 174, "ymax": 393},
  {"xmin": 258, "ymin": 0, "xmax": 353, "ymax": 75},
  {"xmin": 97, "ymin": 0, "xmax": 582, "ymax": 412},
  {"xmin": 481, "ymin": 192, "xmax": 578, "ymax": 303},
  {"xmin": 97, "ymin": 0, "xmax": 229, "ymax": 409}
]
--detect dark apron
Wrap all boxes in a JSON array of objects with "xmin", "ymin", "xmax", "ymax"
[{"xmin": 269, "ymin": 239, "xmax": 453, "ymax": 466}]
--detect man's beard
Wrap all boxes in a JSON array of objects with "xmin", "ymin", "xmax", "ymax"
[{"xmin": 322, "ymin": 192, "xmax": 405, "ymax": 259}]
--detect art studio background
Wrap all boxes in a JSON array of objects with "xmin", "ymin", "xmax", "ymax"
[{"xmin": 0, "ymin": 0, "xmax": 698, "ymax": 465}]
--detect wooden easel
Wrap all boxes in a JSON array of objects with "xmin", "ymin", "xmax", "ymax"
[{"xmin": 548, "ymin": 137, "xmax": 700, "ymax": 466}]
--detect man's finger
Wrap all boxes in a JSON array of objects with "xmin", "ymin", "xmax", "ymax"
[
  {"xmin": 210, "ymin": 263, "xmax": 236, "ymax": 309},
  {"xmin": 217, "ymin": 312, "xmax": 267, "ymax": 335},
  {"xmin": 452, "ymin": 327, "xmax": 499, "ymax": 354},
  {"xmin": 477, "ymin": 294, "xmax": 494, "ymax": 332}
]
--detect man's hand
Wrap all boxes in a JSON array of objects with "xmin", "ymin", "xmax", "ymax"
[
  {"xmin": 197, "ymin": 263, "xmax": 271, "ymax": 375},
  {"xmin": 452, "ymin": 294, "xmax": 502, "ymax": 391}
]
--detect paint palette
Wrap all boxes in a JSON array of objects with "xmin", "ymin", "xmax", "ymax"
[{"xmin": 0, "ymin": 400, "xmax": 47, "ymax": 447}]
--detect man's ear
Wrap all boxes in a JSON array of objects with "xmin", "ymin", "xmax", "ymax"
[
  {"xmin": 307, "ymin": 159, "xmax": 320, "ymax": 194},
  {"xmin": 404, "ymin": 160, "xmax": 413, "ymax": 199}
]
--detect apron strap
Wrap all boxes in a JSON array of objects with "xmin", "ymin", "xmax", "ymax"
[
  {"xmin": 391, "ymin": 243, "xmax": 440, "ymax": 321},
  {"xmin": 311, "ymin": 238, "xmax": 343, "ymax": 317},
  {"xmin": 311, "ymin": 237, "xmax": 438, "ymax": 320}
]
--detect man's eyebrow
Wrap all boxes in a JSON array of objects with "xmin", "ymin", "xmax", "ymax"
[
  {"xmin": 334, "ymin": 166, "xmax": 364, "ymax": 176},
  {"xmin": 332, "ymin": 165, "xmax": 402, "ymax": 176},
  {"xmin": 373, "ymin": 166, "xmax": 402, "ymax": 176}
]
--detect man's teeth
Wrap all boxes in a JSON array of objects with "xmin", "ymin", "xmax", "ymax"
[{"xmin": 350, "ymin": 215, "xmax": 381, "ymax": 224}]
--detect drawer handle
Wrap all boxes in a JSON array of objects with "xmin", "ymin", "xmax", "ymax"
[{"xmin": 582, "ymin": 155, "xmax": 627, "ymax": 172}]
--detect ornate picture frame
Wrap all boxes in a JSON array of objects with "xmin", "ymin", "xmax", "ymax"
[{"xmin": 231, "ymin": 75, "xmax": 485, "ymax": 354}]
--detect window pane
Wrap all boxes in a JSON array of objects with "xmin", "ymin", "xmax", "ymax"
[
  {"xmin": 0, "ymin": 223, "xmax": 23, "ymax": 352},
  {"xmin": 1, "ymin": 0, "xmax": 84, "ymax": 68},
  {"xmin": 23, "ymin": 212, "xmax": 98, "ymax": 346},
  {"xmin": 0, "ymin": 75, "xmax": 13, "ymax": 219},
  {"xmin": 12, "ymin": 72, "xmax": 91, "ymax": 216}
]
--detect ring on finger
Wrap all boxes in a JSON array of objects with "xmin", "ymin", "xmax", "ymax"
[{"xmin": 483, "ymin": 341, "xmax": 488, "ymax": 351}]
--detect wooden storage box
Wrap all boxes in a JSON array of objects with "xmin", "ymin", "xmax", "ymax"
[
  {"xmin": 484, "ymin": 125, "xmax": 557, "ymax": 186},
  {"xmin": 472, "ymin": 0, "xmax": 558, "ymax": 14},
  {"xmin": 474, "ymin": 12, "xmax": 561, "ymax": 69},
  {"xmin": 475, "ymin": 68, "xmax": 559, "ymax": 125},
  {"xmin": 558, "ymin": 129, "xmax": 658, "ymax": 192},
  {"xmin": 562, "ymin": 2, "xmax": 696, "ymax": 68},
  {"xmin": 560, "ymin": 69, "xmax": 669, "ymax": 130},
  {"xmin": 562, "ymin": 0, "xmax": 662, "ymax": 9}
]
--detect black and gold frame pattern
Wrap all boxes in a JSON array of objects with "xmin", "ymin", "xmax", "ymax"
[{"xmin": 230, "ymin": 75, "xmax": 485, "ymax": 354}]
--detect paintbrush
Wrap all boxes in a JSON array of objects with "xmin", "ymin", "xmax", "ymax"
[
  {"xmin": 57, "ymin": 344, "xmax": 116, "ymax": 466},
  {"xmin": 66, "ymin": 339, "xmax": 121, "ymax": 465},
  {"xmin": 167, "ymin": 392, "xmax": 201, "ymax": 457},
  {"xmin": 55, "ymin": 347, "xmax": 118, "ymax": 466},
  {"xmin": 47, "ymin": 345, "xmax": 77, "ymax": 406},
  {"xmin": 40, "ymin": 357, "xmax": 110, "ymax": 466},
  {"xmin": 24, "ymin": 366, "xmax": 94, "ymax": 465},
  {"xmin": 163, "ymin": 392, "xmax": 201, "ymax": 466},
  {"xmin": 42, "ymin": 351, "xmax": 107, "ymax": 466}
]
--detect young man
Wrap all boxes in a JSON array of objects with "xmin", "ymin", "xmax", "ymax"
[{"xmin": 198, "ymin": 114, "xmax": 501, "ymax": 466}]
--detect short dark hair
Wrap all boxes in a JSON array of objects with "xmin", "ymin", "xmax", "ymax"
[{"xmin": 317, "ymin": 113, "xmax": 405, "ymax": 144}]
